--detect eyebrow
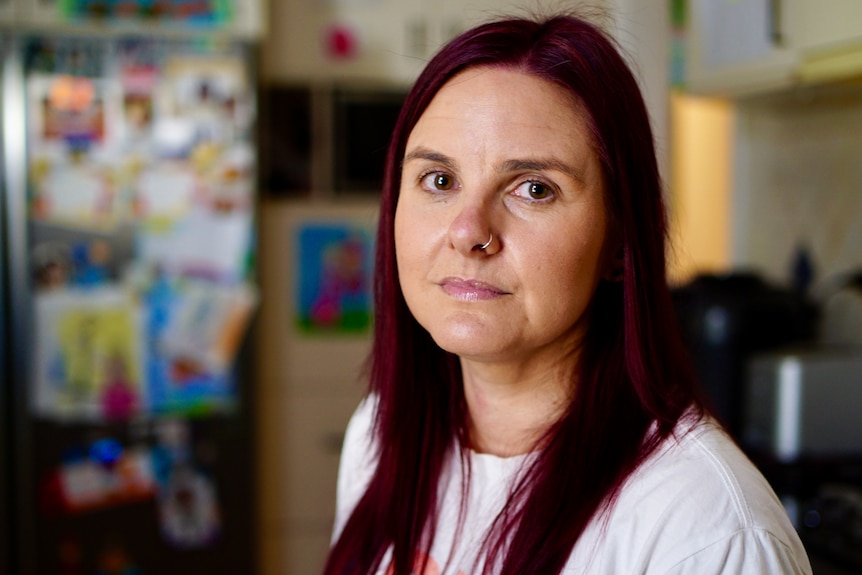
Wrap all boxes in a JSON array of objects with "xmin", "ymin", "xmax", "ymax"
[
  {"xmin": 402, "ymin": 147, "xmax": 458, "ymax": 170},
  {"xmin": 403, "ymin": 147, "xmax": 586, "ymax": 183},
  {"xmin": 499, "ymin": 158, "xmax": 586, "ymax": 183}
]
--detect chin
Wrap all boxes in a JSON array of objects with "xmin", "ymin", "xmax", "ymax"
[{"xmin": 428, "ymin": 326, "xmax": 504, "ymax": 359}]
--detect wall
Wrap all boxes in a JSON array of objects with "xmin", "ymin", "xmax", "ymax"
[
  {"xmin": 732, "ymin": 84, "xmax": 862, "ymax": 292},
  {"xmin": 668, "ymin": 92, "xmax": 733, "ymax": 284},
  {"xmin": 256, "ymin": 200, "xmax": 376, "ymax": 575},
  {"xmin": 608, "ymin": 0, "xmax": 671, "ymax": 180}
]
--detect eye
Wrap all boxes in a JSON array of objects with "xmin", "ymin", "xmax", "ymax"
[
  {"xmin": 514, "ymin": 180, "xmax": 555, "ymax": 202},
  {"xmin": 420, "ymin": 171, "xmax": 457, "ymax": 192}
]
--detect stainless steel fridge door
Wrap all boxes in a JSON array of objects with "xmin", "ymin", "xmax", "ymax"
[
  {"xmin": 3, "ymin": 31, "xmax": 258, "ymax": 574},
  {"xmin": 2, "ymin": 33, "xmax": 36, "ymax": 575},
  {"xmin": 0, "ymin": 33, "xmax": 9, "ymax": 575}
]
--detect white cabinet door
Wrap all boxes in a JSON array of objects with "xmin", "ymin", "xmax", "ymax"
[
  {"xmin": 788, "ymin": 0, "xmax": 862, "ymax": 83},
  {"xmin": 416, "ymin": 0, "xmax": 615, "ymax": 66},
  {"xmin": 790, "ymin": 0, "xmax": 862, "ymax": 52},
  {"xmin": 684, "ymin": 0, "xmax": 798, "ymax": 96},
  {"xmin": 262, "ymin": 0, "xmax": 425, "ymax": 85},
  {"xmin": 261, "ymin": 0, "xmax": 615, "ymax": 84},
  {"xmin": 0, "ymin": 0, "xmax": 18, "ymax": 23}
]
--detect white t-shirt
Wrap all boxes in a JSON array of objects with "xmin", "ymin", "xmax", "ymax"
[{"xmin": 332, "ymin": 398, "xmax": 813, "ymax": 574}]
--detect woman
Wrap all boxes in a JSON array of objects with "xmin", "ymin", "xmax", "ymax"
[{"xmin": 325, "ymin": 14, "xmax": 812, "ymax": 575}]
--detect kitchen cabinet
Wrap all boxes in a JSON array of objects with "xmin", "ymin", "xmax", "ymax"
[
  {"xmin": 261, "ymin": 0, "xmax": 425, "ymax": 86},
  {"xmin": 255, "ymin": 199, "xmax": 377, "ymax": 575},
  {"xmin": 259, "ymin": 0, "xmax": 495, "ymax": 85},
  {"xmin": 683, "ymin": 0, "xmax": 862, "ymax": 96},
  {"xmin": 261, "ymin": 0, "xmax": 612, "ymax": 85},
  {"xmin": 790, "ymin": 0, "xmax": 862, "ymax": 52},
  {"xmin": 682, "ymin": 0, "xmax": 797, "ymax": 96},
  {"xmin": 790, "ymin": 0, "xmax": 862, "ymax": 84}
]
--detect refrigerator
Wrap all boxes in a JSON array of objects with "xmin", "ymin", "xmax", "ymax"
[{"xmin": 1, "ymin": 4, "xmax": 261, "ymax": 574}]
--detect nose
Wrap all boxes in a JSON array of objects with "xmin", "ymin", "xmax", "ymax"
[{"xmin": 447, "ymin": 198, "xmax": 499, "ymax": 255}]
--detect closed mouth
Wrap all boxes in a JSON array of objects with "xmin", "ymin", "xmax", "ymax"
[{"xmin": 439, "ymin": 277, "xmax": 508, "ymax": 301}]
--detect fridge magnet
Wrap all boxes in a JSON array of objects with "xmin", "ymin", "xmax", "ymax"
[
  {"xmin": 153, "ymin": 417, "xmax": 193, "ymax": 470},
  {"xmin": 131, "ymin": 162, "xmax": 197, "ymax": 224},
  {"xmin": 32, "ymin": 287, "xmax": 147, "ymax": 421},
  {"xmin": 60, "ymin": 0, "xmax": 232, "ymax": 26},
  {"xmin": 118, "ymin": 46, "xmax": 159, "ymax": 149},
  {"xmin": 122, "ymin": 89, "xmax": 154, "ymax": 140},
  {"xmin": 158, "ymin": 280, "xmax": 258, "ymax": 375},
  {"xmin": 26, "ymin": 73, "xmax": 117, "ymax": 164},
  {"xmin": 157, "ymin": 53, "xmax": 250, "ymax": 154},
  {"xmin": 194, "ymin": 141, "xmax": 255, "ymax": 213},
  {"xmin": 158, "ymin": 464, "xmax": 221, "ymax": 548},
  {"xmin": 142, "ymin": 275, "xmax": 243, "ymax": 415},
  {"xmin": 30, "ymin": 160, "xmax": 119, "ymax": 230},
  {"xmin": 25, "ymin": 71, "xmax": 123, "ymax": 228},
  {"xmin": 45, "ymin": 442, "xmax": 156, "ymax": 514},
  {"xmin": 296, "ymin": 222, "xmax": 373, "ymax": 334},
  {"xmin": 32, "ymin": 241, "xmax": 73, "ymax": 290},
  {"xmin": 69, "ymin": 240, "xmax": 112, "ymax": 287},
  {"xmin": 137, "ymin": 204, "xmax": 253, "ymax": 282},
  {"xmin": 42, "ymin": 75, "xmax": 106, "ymax": 149},
  {"xmin": 24, "ymin": 37, "xmax": 106, "ymax": 80}
]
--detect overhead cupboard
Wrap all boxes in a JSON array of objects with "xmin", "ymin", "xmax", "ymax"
[
  {"xmin": 261, "ymin": 0, "xmax": 615, "ymax": 85},
  {"xmin": 682, "ymin": 0, "xmax": 862, "ymax": 96}
]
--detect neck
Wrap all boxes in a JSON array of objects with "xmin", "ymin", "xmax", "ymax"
[{"xmin": 460, "ymin": 357, "xmax": 576, "ymax": 457}]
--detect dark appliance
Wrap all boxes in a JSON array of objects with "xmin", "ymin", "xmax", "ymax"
[
  {"xmin": 671, "ymin": 272, "xmax": 816, "ymax": 438},
  {"xmin": 743, "ymin": 349, "xmax": 862, "ymax": 463}
]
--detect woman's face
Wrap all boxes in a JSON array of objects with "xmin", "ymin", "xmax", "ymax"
[{"xmin": 395, "ymin": 67, "xmax": 611, "ymax": 369}]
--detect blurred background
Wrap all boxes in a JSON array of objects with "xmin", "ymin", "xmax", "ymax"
[{"xmin": 1, "ymin": 0, "xmax": 861, "ymax": 573}]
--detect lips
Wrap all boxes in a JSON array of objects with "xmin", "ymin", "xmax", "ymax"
[{"xmin": 439, "ymin": 277, "xmax": 508, "ymax": 301}]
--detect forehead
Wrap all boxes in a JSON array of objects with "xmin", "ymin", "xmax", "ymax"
[{"xmin": 408, "ymin": 67, "xmax": 594, "ymax": 153}]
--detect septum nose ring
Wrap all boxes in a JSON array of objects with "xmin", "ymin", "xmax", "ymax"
[{"xmin": 478, "ymin": 233, "xmax": 493, "ymax": 251}]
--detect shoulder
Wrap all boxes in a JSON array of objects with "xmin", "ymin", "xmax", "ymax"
[{"xmin": 569, "ymin": 414, "xmax": 812, "ymax": 574}]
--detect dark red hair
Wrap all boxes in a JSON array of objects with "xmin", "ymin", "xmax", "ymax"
[{"xmin": 325, "ymin": 13, "xmax": 703, "ymax": 575}]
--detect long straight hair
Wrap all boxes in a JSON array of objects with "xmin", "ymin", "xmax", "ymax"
[{"xmin": 324, "ymin": 14, "xmax": 703, "ymax": 575}]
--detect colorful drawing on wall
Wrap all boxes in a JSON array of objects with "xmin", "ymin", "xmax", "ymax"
[{"xmin": 296, "ymin": 222, "xmax": 373, "ymax": 334}]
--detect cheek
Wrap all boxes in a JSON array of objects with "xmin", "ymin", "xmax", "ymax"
[
  {"xmin": 394, "ymin": 208, "xmax": 413, "ymax": 262},
  {"xmin": 394, "ymin": 203, "xmax": 426, "ymax": 286},
  {"xmin": 395, "ymin": 199, "xmax": 439, "ymax": 260},
  {"xmin": 526, "ymin": 231, "xmax": 606, "ymax": 305}
]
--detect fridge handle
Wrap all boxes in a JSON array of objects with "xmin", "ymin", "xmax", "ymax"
[{"xmin": 1, "ymin": 35, "xmax": 37, "ymax": 575}]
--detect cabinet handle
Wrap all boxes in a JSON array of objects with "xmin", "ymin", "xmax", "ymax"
[{"xmin": 768, "ymin": 0, "xmax": 783, "ymax": 46}]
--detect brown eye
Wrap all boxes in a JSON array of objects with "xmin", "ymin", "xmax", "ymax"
[
  {"xmin": 419, "ymin": 171, "xmax": 459, "ymax": 194},
  {"xmin": 434, "ymin": 174, "xmax": 454, "ymax": 190},
  {"xmin": 528, "ymin": 182, "xmax": 551, "ymax": 200}
]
